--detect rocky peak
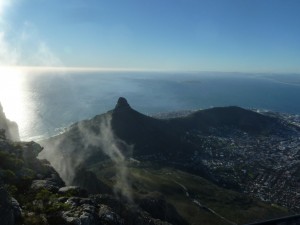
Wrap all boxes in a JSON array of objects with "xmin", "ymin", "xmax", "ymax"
[{"xmin": 114, "ymin": 97, "xmax": 132, "ymax": 112}]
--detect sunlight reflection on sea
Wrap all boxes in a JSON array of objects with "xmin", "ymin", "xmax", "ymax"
[{"xmin": 1, "ymin": 68, "xmax": 300, "ymax": 141}]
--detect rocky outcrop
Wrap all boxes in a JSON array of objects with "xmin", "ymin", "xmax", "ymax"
[
  {"xmin": 21, "ymin": 141, "xmax": 65, "ymax": 186},
  {"xmin": 114, "ymin": 97, "xmax": 132, "ymax": 112},
  {"xmin": 11, "ymin": 197, "xmax": 22, "ymax": 224},
  {"xmin": 57, "ymin": 194, "xmax": 172, "ymax": 225},
  {"xmin": 1, "ymin": 128, "xmax": 178, "ymax": 225},
  {"xmin": 0, "ymin": 187, "xmax": 20, "ymax": 225},
  {"xmin": 31, "ymin": 180, "xmax": 63, "ymax": 193},
  {"xmin": 71, "ymin": 168, "xmax": 110, "ymax": 194},
  {"xmin": 58, "ymin": 186, "xmax": 88, "ymax": 197},
  {"xmin": 98, "ymin": 204, "xmax": 124, "ymax": 225},
  {"xmin": 59, "ymin": 197, "xmax": 101, "ymax": 225},
  {"xmin": 0, "ymin": 103, "xmax": 20, "ymax": 141}
]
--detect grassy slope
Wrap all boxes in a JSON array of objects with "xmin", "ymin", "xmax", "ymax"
[{"xmin": 89, "ymin": 163, "xmax": 289, "ymax": 225}]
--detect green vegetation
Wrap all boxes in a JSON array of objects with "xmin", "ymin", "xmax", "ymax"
[
  {"xmin": 0, "ymin": 147, "xmax": 36, "ymax": 199},
  {"xmin": 23, "ymin": 214, "xmax": 48, "ymax": 225},
  {"xmin": 28, "ymin": 189, "xmax": 70, "ymax": 214},
  {"xmin": 0, "ymin": 150, "xmax": 24, "ymax": 171},
  {"xmin": 0, "ymin": 144, "xmax": 70, "ymax": 225},
  {"xmin": 90, "ymin": 163, "xmax": 289, "ymax": 225}
]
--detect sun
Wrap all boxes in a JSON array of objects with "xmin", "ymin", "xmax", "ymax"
[
  {"xmin": 0, "ymin": 66, "xmax": 22, "ymax": 83},
  {"xmin": 0, "ymin": 66, "xmax": 25, "ymax": 128}
]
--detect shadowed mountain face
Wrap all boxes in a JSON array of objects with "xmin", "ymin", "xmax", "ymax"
[
  {"xmin": 172, "ymin": 106, "xmax": 281, "ymax": 133},
  {"xmin": 110, "ymin": 99, "xmax": 285, "ymax": 158},
  {"xmin": 111, "ymin": 97, "xmax": 190, "ymax": 158}
]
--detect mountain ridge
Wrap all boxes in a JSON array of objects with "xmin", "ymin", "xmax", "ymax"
[
  {"xmin": 1, "ymin": 97, "xmax": 299, "ymax": 224},
  {"xmin": 39, "ymin": 97, "xmax": 295, "ymax": 188},
  {"xmin": 33, "ymin": 98, "xmax": 300, "ymax": 224}
]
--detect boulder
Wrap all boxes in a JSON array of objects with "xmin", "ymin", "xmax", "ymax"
[
  {"xmin": 0, "ymin": 187, "xmax": 15, "ymax": 225},
  {"xmin": 98, "ymin": 205, "xmax": 124, "ymax": 225},
  {"xmin": 58, "ymin": 186, "xmax": 88, "ymax": 197},
  {"xmin": 11, "ymin": 197, "xmax": 22, "ymax": 223},
  {"xmin": 22, "ymin": 142, "xmax": 43, "ymax": 163},
  {"xmin": 71, "ymin": 168, "xmax": 110, "ymax": 194},
  {"xmin": 31, "ymin": 180, "xmax": 60, "ymax": 192},
  {"xmin": 60, "ymin": 197, "xmax": 99, "ymax": 225}
]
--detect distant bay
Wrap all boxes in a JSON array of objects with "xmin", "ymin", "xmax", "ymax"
[{"xmin": 1, "ymin": 71, "xmax": 300, "ymax": 141}]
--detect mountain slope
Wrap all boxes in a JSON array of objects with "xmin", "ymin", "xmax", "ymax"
[
  {"xmin": 37, "ymin": 97, "xmax": 300, "ymax": 224},
  {"xmin": 110, "ymin": 98, "xmax": 288, "ymax": 158},
  {"xmin": 171, "ymin": 106, "xmax": 283, "ymax": 134},
  {"xmin": 40, "ymin": 97, "xmax": 294, "ymax": 184}
]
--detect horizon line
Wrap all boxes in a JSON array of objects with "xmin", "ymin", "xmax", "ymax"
[{"xmin": 0, "ymin": 65, "xmax": 299, "ymax": 75}]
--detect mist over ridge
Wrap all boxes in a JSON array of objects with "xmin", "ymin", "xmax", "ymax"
[{"xmin": 39, "ymin": 96, "xmax": 300, "ymax": 206}]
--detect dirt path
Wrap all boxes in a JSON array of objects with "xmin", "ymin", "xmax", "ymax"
[{"xmin": 174, "ymin": 180, "xmax": 237, "ymax": 225}]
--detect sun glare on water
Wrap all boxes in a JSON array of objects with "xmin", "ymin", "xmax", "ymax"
[{"xmin": 0, "ymin": 67, "xmax": 27, "ymax": 137}]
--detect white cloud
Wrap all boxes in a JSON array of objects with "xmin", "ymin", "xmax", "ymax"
[
  {"xmin": 0, "ymin": 32, "xmax": 19, "ymax": 65},
  {"xmin": 32, "ymin": 41, "xmax": 63, "ymax": 66},
  {"xmin": 0, "ymin": 0, "xmax": 63, "ymax": 67}
]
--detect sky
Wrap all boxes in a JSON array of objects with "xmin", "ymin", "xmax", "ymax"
[{"xmin": 0, "ymin": 0, "xmax": 300, "ymax": 73}]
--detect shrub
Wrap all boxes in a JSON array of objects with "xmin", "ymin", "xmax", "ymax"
[
  {"xmin": 23, "ymin": 213, "xmax": 47, "ymax": 225},
  {"xmin": 31, "ymin": 189, "xmax": 70, "ymax": 214},
  {"xmin": 0, "ymin": 151, "xmax": 24, "ymax": 170},
  {"xmin": 0, "ymin": 169, "xmax": 17, "ymax": 183},
  {"xmin": 4, "ymin": 184, "xmax": 18, "ymax": 196}
]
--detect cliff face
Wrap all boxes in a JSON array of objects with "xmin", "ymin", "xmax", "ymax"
[
  {"xmin": 0, "ymin": 127, "xmax": 179, "ymax": 225},
  {"xmin": 0, "ymin": 103, "xmax": 20, "ymax": 141}
]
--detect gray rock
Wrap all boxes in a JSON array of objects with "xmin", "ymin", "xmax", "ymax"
[
  {"xmin": 71, "ymin": 168, "xmax": 110, "ymax": 194},
  {"xmin": 61, "ymin": 201, "xmax": 99, "ymax": 225},
  {"xmin": 52, "ymin": 194, "xmax": 173, "ymax": 225},
  {"xmin": 46, "ymin": 171, "xmax": 65, "ymax": 186},
  {"xmin": 79, "ymin": 211, "xmax": 98, "ymax": 225},
  {"xmin": 0, "ymin": 187, "xmax": 15, "ymax": 225},
  {"xmin": 65, "ymin": 197, "xmax": 82, "ymax": 207},
  {"xmin": 81, "ymin": 204, "xmax": 96, "ymax": 214},
  {"xmin": 31, "ymin": 179, "xmax": 60, "ymax": 192},
  {"xmin": 61, "ymin": 213, "xmax": 81, "ymax": 225},
  {"xmin": 58, "ymin": 196, "xmax": 69, "ymax": 202},
  {"xmin": 23, "ymin": 142, "xmax": 43, "ymax": 162},
  {"xmin": 59, "ymin": 186, "xmax": 88, "ymax": 197},
  {"xmin": 36, "ymin": 160, "xmax": 65, "ymax": 187},
  {"xmin": 11, "ymin": 197, "xmax": 22, "ymax": 223},
  {"xmin": 98, "ymin": 205, "xmax": 124, "ymax": 225},
  {"xmin": 79, "ymin": 198, "xmax": 93, "ymax": 205}
]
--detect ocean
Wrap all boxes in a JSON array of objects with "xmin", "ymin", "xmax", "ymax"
[{"xmin": 1, "ymin": 70, "xmax": 300, "ymax": 141}]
